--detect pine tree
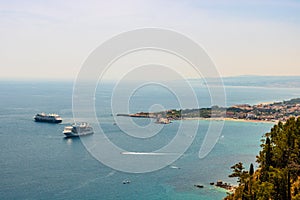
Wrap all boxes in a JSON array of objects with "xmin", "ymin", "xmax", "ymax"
[
  {"xmin": 249, "ymin": 163, "xmax": 254, "ymax": 176},
  {"xmin": 226, "ymin": 117, "xmax": 300, "ymax": 200}
]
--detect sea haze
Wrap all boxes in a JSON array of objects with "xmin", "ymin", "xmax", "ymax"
[{"xmin": 195, "ymin": 75, "xmax": 300, "ymax": 88}]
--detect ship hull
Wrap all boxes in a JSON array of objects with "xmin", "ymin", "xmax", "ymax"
[
  {"xmin": 34, "ymin": 118, "xmax": 62, "ymax": 123},
  {"xmin": 63, "ymin": 131, "xmax": 94, "ymax": 138}
]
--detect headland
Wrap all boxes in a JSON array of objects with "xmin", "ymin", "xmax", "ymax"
[{"xmin": 117, "ymin": 98, "xmax": 300, "ymax": 123}]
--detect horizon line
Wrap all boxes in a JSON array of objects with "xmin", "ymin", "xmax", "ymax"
[{"xmin": 1, "ymin": 74, "xmax": 300, "ymax": 82}]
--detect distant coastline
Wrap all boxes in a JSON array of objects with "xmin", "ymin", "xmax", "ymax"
[
  {"xmin": 182, "ymin": 117, "xmax": 276, "ymax": 124},
  {"xmin": 117, "ymin": 98, "xmax": 300, "ymax": 123}
]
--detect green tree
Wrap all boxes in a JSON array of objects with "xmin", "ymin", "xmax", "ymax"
[
  {"xmin": 225, "ymin": 117, "xmax": 300, "ymax": 200},
  {"xmin": 249, "ymin": 163, "xmax": 254, "ymax": 176}
]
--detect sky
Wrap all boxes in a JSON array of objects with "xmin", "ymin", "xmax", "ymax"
[{"xmin": 0, "ymin": 0, "xmax": 300, "ymax": 80}]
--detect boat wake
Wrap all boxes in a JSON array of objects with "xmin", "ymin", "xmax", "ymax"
[
  {"xmin": 169, "ymin": 165, "xmax": 180, "ymax": 169},
  {"xmin": 106, "ymin": 171, "xmax": 116, "ymax": 177},
  {"xmin": 121, "ymin": 152, "xmax": 179, "ymax": 156}
]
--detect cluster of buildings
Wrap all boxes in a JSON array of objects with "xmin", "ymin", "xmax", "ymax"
[
  {"xmin": 119, "ymin": 98, "xmax": 300, "ymax": 123},
  {"xmin": 227, "ymin": 99, "xmax": 300, "ymax": 121}
]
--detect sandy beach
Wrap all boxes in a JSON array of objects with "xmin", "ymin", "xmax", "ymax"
[{"xmin": 182, "ymin": 117, "xmax": 277, "ymax": 124}]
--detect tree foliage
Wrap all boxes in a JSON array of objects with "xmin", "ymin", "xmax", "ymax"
[{"xmin": 225, "ymin": 117, "xmax": 300, "ymax": 200}]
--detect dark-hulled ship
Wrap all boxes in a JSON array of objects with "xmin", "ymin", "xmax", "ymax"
[{"xmin": 34, "ymin": 113, "xmax": 62, "ymax": 123}]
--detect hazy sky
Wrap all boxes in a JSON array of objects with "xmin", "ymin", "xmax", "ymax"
[{"xmin": 0, "ymin": 0, "xmax": 300, "ymax": 80}]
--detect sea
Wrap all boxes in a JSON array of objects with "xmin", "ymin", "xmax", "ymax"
[{"xmin": 1, "ymin": 78, "xmax": 300, "ymax": 200}]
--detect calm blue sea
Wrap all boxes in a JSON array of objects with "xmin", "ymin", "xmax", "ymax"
[{"xmin": 1, "ymin": 80, "xmax": 300, "ymax": 200}]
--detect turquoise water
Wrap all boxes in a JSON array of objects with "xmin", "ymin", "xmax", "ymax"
[{"xmin": 1, "ymin": 81, "xmax": 300, "ymax": 199}]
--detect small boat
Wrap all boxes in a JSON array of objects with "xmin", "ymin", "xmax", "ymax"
[
  {"xmin": 63, "ymin": 122, "xmax": 93, "ymax": 138},
  {"xmin": 122, "ymin": 180, "xmax": 130, "ymax": 184},
  {"xmin": 34, "ymin": 113, "xmax": 62, "ymax": 123},
  {"xmin": 194, "ymin": 184, "xmax": 204, "ymax": 188}
]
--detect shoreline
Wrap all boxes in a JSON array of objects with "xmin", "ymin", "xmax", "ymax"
[
  {"xmin": 182, "ymin": 117, "xmax": 277, "ymax": 124},
  {"xmin": 117, "ymin": 98, "xmax": 300, "ymax": 123}
]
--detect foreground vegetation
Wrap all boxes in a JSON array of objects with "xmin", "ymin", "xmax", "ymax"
[{"xmin": 225, "ymin": 117, "xmax": 300, "ymax": 200}]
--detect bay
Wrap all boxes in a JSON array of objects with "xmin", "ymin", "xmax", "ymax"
[{"xmin": 1, "ymin": 80, "xmax": 300, "ymax": 200}]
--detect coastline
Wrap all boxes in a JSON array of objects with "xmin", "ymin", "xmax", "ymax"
[
  {"xmin": 117, "ymin": 98, "xmax": 300, "ymax": 123},
  {"xmin": 182, "ymin": 117, "xmax": 277, "ymax": 124}
]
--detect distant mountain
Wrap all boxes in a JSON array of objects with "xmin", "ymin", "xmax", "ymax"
[{"xmin": 196, "ymin": 76, "xmax": 300, "ymax": 88}]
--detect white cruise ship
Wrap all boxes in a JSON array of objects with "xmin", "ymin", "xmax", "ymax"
[{"xmin": 63, "ymin": 122, "xmax": 94, "ymax": 138}]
